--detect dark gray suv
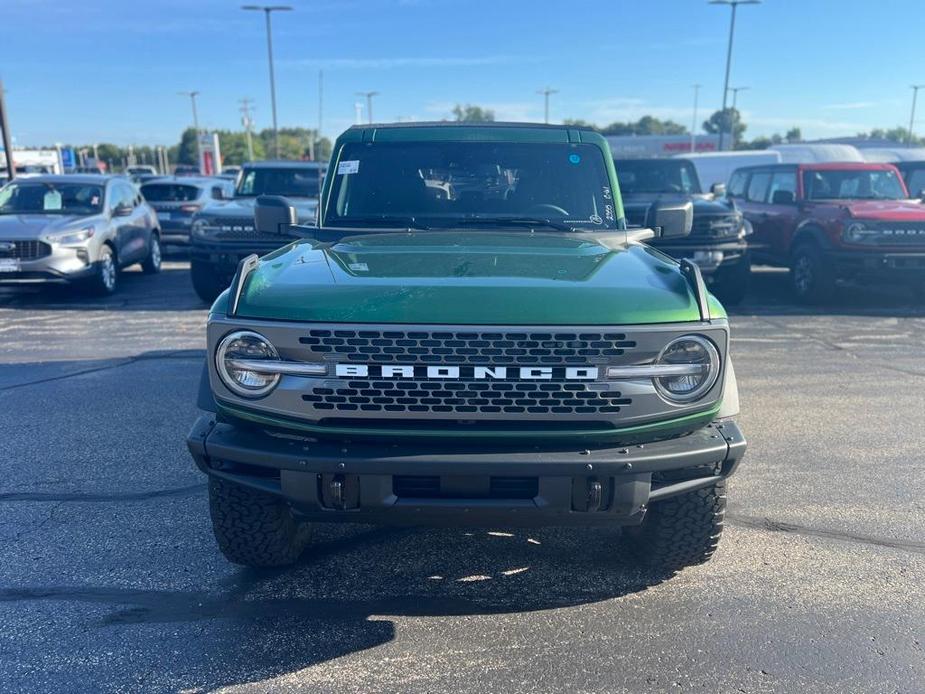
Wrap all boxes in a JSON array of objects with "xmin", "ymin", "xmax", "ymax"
[{"xmin": 140, "ymin": 177, "xmax": 235, "ymax": 246}]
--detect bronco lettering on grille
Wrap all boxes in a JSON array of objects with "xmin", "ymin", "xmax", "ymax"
[{"xmin": 335, "ymin": 364, "xmax": 599, "ymax": 380}]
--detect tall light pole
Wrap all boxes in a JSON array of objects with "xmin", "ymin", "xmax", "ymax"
[
  {"xmin": 909, "ymin": 85, "xmax": 925, "ymax": 145},
  {"xmin": 179, "ymin": 90, "xmax": 201, "ymax": 168},
  {"xmin": 0, "ymin": 79, "xmax": 15, "ymax": 180},
  {"xmin": 242, "ymin": 5, "xmax": 292, "ymax": 159},
  {"xmin": 691, "ymin": 84, "xmax": 702, "ymax": 153},
  {"xmin": 709, "ymin": 0, "xmax": 761, "ymax": 151},
  {"xmin": 356, "ymin": 91, "xmax": 378, "ymax": 124},
  {"xmin": 537, "ymin": 86, "xmax": 558, "ymax": 124},
  {"xmin": 239, "ymin": 97, "xmax": 256, "ymax": 161},
  {"xmin": 729, "ymin": 85, "xmax": 749, "ymax": 148}
]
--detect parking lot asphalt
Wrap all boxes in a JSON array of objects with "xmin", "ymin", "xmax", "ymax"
[{"xmin": 0, "ymin": 260, "xmax": 923, "ymax": 693}]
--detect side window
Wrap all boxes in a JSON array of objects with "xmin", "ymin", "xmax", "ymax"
[
  {"xmin": 728, "ymin": 170, "xmax": 749, "ymax": 198},
  {"xmin": 746, "ymin": 171, "xmax": 772, "ymax": 202},
  {"xmin": 904, "ymin": 169, "xmax": 925, "ymax": 197},
  {"xmin": 768, "ymin": 170, "xmax": 797, "ymax": 203}
]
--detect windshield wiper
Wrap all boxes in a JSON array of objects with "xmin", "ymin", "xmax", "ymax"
[
  {"xmin": 452, "ymin": 217, "xmax": 577, "ymax": 232},
  {"xmin": 331, "ymin": 216, "xmax": 430, "ymax": 230}
]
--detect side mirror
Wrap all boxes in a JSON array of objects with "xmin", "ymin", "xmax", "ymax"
[
  {"xmin": 212, "ymin": 186, "xmax": 228, "ymax": 201},
  {"xmin": 653, "ymin": 201, "xmax": 693, "ymax": 238},
  {"xmin": 710, "ymin": 183, "xmax": 727, "ymax": 197},
  {"xmin": 113, "ymin": 203, "xmax": 133, "ymax": 217},
  {"xmin": 771, "ymin": 189, "xmax": 796, "ymax": 205},
  {"xmin": 254, "ymin": 195, "xmax": 297, "ymax": 234}
]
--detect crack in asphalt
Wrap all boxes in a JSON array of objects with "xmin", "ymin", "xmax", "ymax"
[
  {"xmin": 0, "ymin": 483, "xmax": 206, "ymax": 503},
  {"xmin": 726, "ymin": 514, "xmax": 925, "ymax": 556},
  {"xmin": 0, "ymin": 350, "xmax": 205, "ymax": 393}
]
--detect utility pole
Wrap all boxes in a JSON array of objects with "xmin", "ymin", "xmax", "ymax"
[
  {"xmin": 0, "ymin": 79, "xmax": 14, "ymax": 180},
  {"xmin": 239, "ymin": 97, "xmax": 256, "ymax": 161},
  {"xmin": 318, "ymin": 70, "xmax": 324, "ymax": 156},
  {"xmin": 242, "ymin": 5, "xmax": 292, "ymax": 159},
  {"xmin": 354, "ymin": 102, "xmax": 364, "ymax": 125},
  {"xmin": 691, "ymin": 84, "xmax": 702, "ymax": 154},
  {"xmin": 729, "ymin": 86, "xmax": 749, "ymax": 147},
  {"xmin": 710, "ymin": 0, "xmax": 761, "ymax": 150},
  {"xmin": 179, "ymin": 90, "xmax": 201, "ymax": 168},
  {"xmin": 536, "ymin": 87, "xmax": 558, "ymax": 124},
  {"xmin": 356, "ymin": 91, "xmax": 379, "ymax": 124},
  {"xmin": 909, "ymin": 85, "xmax": 925, "ymax": 145}
]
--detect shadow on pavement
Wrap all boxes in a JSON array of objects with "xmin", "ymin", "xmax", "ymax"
[{"xmin": 1, "ymin": 523, "xmax": 672, "ymax": 690}]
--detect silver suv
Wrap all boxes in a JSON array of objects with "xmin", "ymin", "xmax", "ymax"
[{"xmin": 0, "ymin": 175, "xmax": 161, "ymax": 295}]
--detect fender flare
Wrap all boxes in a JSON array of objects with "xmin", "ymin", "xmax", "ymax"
[{"xmin": 790, "ymin": 223, "xmax": 832, "ymax": 254}]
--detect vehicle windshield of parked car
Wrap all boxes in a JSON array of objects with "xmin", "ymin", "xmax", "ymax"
[
  {"xmin": 141, "ymin": 183, "xmax": 200, "ymax": 202},
  {"xmin": 616, "ymin": 160, "xmax": 702, "ymax": 195},
  {"xmin": 0, "ymin": 181, "xmax": 104, "ymax": 215},
  {"xmin": 803, "ymin": 169, "xmax": 906, "ymax": 200},
  {"xmin": 325, "ymin": 141, "xmax": 618, "ymax": 230},
  {"xmin": 236, "ymin": 168, "xmax": 321, "ymax": 198}
]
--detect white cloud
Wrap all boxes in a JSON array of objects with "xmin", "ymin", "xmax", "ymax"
[{"xmin": 822, "ymin": 101, "xmax": 879, "ymax": 110}]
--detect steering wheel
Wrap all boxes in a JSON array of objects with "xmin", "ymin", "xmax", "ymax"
[{"xmin": 526, "ymin": 203, "xmax": 569, "ymax": 216}]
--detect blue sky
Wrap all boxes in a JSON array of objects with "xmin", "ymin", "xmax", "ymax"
[{"xmin": 3, "ymin": 0, "xmax": 922, "ymax": 146}]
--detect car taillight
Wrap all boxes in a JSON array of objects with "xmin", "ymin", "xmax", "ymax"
[{"xmin": 179, "ymin": 204, "xmax": 201, "ymax": 213}]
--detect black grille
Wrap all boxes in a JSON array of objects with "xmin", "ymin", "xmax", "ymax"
[
  {"xmin": 302, "ymin": 380, "xmax": 631, "ymax": 416},
  {"xmin": 299, "ymin": 330, "xmax": 637, "ymax": 364},
  {"xmin": 690, "ymin": 213, "xmax": 741, "ymax": 238},
  {"xmin": 0, "ymin": 240, "xmax": 51, "ymax": 260},
  {"xmin": 866, "ymin": 222, "xmax": 925, "ymax": 246},
  {"xmin": 393, "ymin": 475, "xmax": 539, "ymax": 500},
  {"xmin": 203, "ymin": 217, "xmax": 261, "ymax": 240}
]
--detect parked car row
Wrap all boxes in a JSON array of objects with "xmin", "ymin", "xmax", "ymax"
[{"xmin": 616, "ymin": 154, "xmax": 925, "ymax": 304}]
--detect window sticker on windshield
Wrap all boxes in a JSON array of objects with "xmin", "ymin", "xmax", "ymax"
[
  {"xmin": 568, "ymin": 153, "xmax": 581, "ymax": 165},
  {"xmin": 43, "ymin": 190, "xmax": 63, "ymax": 211},
  {"xmin": 348, "ymin": 262, "xmax": 369, "ymax": 272},
  {"xmin": 337, "ymin": 160, "xmax": 360, "ymax": 175}
]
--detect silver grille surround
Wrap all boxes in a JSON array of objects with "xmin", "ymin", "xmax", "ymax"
[{"xmin": 207, "ymin": 318, "xmax": 729, "ymax": 429}]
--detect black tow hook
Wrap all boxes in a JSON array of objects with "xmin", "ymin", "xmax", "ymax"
[{"xmin": 585, "ymin": 479, "xmax": 603, "ymax": 512}]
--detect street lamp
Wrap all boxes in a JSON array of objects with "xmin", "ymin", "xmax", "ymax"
[
  {"xmin": 178, "ymin": 91, "xmax": 201, "ymax": 168},
  {"xmin": 729, "ymin": 85, "xmax": 749, "ymax": 147},
  {"xmin": 709, "ymin": 0, "xmax": 761, "ymax": 150},
  {"xmin": 242, "ymin": 5, "xmax": 292, "ymax": 158},
  {"xmin": 909, "ymin": 85, "xmax": 925, "ymax": 145},
  {"xmin": 536, "ymin": 87, "xmax": 558, "ymax": 124},
  {"xmin": 691, "ymin": 84, "xmax": 702, "ymax": 153},
  {"xmin": 355, "ymin": 91, "xmax": 379, "ymax": 124}
]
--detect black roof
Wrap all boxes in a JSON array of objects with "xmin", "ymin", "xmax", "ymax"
[
  {"xmin": 241, "ymin": 160, "xmax": 326, "ymax": 169},
  {"xmin": 346, "ymin": 121, "xmax": 581, "ymax": 131}
]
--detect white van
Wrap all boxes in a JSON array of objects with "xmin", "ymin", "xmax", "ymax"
[
  {"xmin": 676, "ymin": 150, "xmax": 782, "ymax": 189},
  {"xmin": 768, "ymin": 143, "xmax": 863, "ymax": 163},
  {"xmin": 859, "ymin": 147, "xmax": 925, "ymax": 163}
]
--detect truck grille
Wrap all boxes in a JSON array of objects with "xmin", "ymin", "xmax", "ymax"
[
  {"xmin": 691, "ymin": 213, "xmax": 740, "ymax": 238},
  {"xmin": 0, "ymin": 240, "xmax": 51, "ymax": 260},
  {"xmin": 865, "ymin": 222, "xmax": 925, "ymax": 246},
  {"xmin": 299, "ymin": 329, "xmax": 637, "ymax": 364},
  {"xmin": 302, "ymin": 380, "xmax": 631, "ymax": 415},
  {"xmin": 202, "ymin": 217, "xmax": 261, "ymax": 240}
]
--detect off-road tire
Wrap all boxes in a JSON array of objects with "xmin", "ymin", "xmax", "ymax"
[
  {"xmin": 710, "ymin": 257, "xmax": 750, "ymax": 306},
  {"xmin": 141, "ymin": 234, "xmax": 162, "ymax": 274},
  {"xmin": 790, "ymin": 242, "xmax": 835, "ymax": 304},
  {"xmin": 86, "ymin": 244, "xmax": 118, "ymax": 296},
  {"xmin": 190, "ymin": 259, "xmax": 225, "ymax": 304},
  {"xmin": 208, "ymin": 477, "xmax": 311, "ymax": 567},
  {"xmin": 624, "ymin": 480, "xmax": 727, "ymax": 573}
]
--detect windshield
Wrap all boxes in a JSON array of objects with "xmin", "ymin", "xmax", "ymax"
[
  {"xmin": 0, "ymin": 181, "xmax": 104, "ymax": 215},
  {"xmin": 324, "ymin": 141, "xmax": 618, "ymax": 230},
  {"xmin": 141, "ymin": 183, "xmax": 200, "ymax": 202},
  {"xmin": 616, "ymin": 160, "xmax": 702, "ymax": 195},
  {"xmin": 803, "ymin": 169, "xmax": 907, "ymax": 200},
  {"xmin": 236, "ymin": 167, "xmax": 321, "ymax": 198}
]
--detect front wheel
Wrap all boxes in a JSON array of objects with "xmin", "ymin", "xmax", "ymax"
[
  {"xmin": 86, "ymin": 244, "xmax": 118, "ymax": 296},
  {"xmin": 790, "ymin": 242, "xmax": 835, "ymax": 304},
  {"xmin": 710, "ymin": 257, "xmax": 750, "ymax": 306},
  {"xmin": 208, "ymin": 478, "xmax": 312, "ymax": 567},
  {"xmin": 623, "ymin": 480, "xmax": 727, "ymax": 574},
  {"xmin": 190, "ymin": 259, "xmax": 225, "ymax": 303},
  {"xmin": 141, "ymin": 234, "xmax": 162, "ymax": 274}
]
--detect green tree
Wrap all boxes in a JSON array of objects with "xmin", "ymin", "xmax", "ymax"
[
  {"xmin": 176, "ymin": 128, "xmax": 199, "ymax": 165},
  {"xmin": 785, "ymin": 127, "xmax": 802, "ymax": 143},
  {"xmin": 703, "ymin": 108, "xmax": 746, "ymax": 145},
  {"xmin": 452, "ymin": 104, "xmax": 495, "ymax": 122},
  {"xmin": 598, "ymin": 116, "xmax": 688, "ymax": 136}
]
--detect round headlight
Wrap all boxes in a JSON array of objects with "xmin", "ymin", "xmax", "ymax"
[
  {"xmin": 654, "ymin": 335, "xmax": 721, "ymax": 403},
  {"xmin": 191, "ymin": 219, "xmax": 208, "ymax": 238},
  {"xmin": 215, "ymin": 330, "xmax": 280, "ymax": 398}
]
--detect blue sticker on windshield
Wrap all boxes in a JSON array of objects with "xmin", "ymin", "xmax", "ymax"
[{"xmin": 568, "ymin": 153, "xmax": 581, "ymax": 165}]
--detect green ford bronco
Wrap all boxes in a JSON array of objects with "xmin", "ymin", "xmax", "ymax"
[{"xmin": 187, "ymin": 122, "xmax": 746, "ymax": 573}]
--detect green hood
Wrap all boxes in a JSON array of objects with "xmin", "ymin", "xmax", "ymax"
[{"xmin": 229, "ymin": 231, "xmax": 725, "ymax": 325}]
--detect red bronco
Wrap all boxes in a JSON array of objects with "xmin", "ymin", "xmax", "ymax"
[{"xmin": 728, "ymin": 162, "xmax": 925, "ymax": 302}]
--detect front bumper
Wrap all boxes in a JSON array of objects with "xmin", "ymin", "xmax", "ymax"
[
  {"xmin": 651, "ymin": 239, "xmax": 749, "ymax": 277},
  {"xmin": 0, "ymin": 245, "xmax": 98, "ymax": 284},
  {"xmin": 828, "ymin": 250, "xmax": 925, "ymax": 280},
  {"xmin": 187, "ymin": 415, "xmax": 746, "ymax": 527}
]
